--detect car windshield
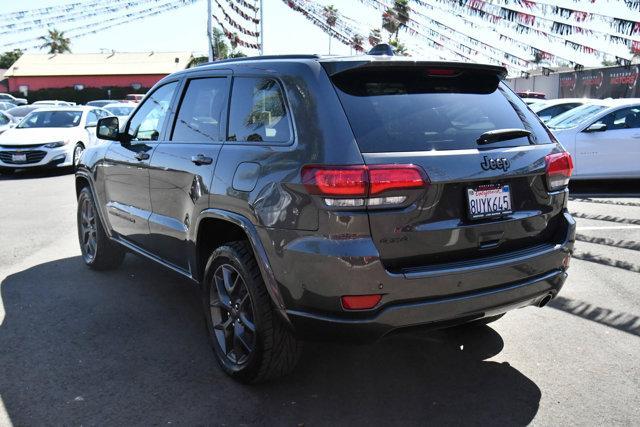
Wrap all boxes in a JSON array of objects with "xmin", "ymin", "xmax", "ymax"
[
  {"xmin": 546, "ymin": 104, "xmax": 607, "ymax": 129},
  {"xmin": 105, "ymin": 106, "xmax": 134, "ymax": 116},
  {"xmin": 18, "ymin": 110, "xmax": 82, "ymax": 128}
]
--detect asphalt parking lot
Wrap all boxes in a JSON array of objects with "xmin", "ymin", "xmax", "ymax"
[{"xmin": 0, "ymin": 170, "xmax": 639, "ymax": 426}]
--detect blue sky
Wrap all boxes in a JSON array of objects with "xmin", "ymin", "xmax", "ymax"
[{"xmin": 1, "ymin": 0, "xmax": 387, "ymax": 56}]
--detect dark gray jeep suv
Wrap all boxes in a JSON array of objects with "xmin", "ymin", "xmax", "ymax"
[{"xmin": 75, "ymin": 53, "xmax": 575, "ymax": 383}]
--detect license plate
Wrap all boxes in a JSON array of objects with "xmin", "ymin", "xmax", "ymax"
[
  {"xmin": 467, "ymin": 184, "xmax": 512, "ymax": 219},
  {"xmin": 12, "ymin": 153, "xmax": 27, "ymax": 162}
]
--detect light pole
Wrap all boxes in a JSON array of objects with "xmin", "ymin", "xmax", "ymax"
[
  {"xmin": 259, "ymin": 0, "xmax": 264, "ymax": 55},
  {"xmin": 207, "ymin": 0, "xmax": 213, "ymax": 61}
]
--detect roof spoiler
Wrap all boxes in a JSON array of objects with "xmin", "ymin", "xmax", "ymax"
[{"xmin": 321, "ymin": 60, "xmax": 508, "ymax": 79}]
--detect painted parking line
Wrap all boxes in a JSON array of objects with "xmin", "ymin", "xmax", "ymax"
[{"xmin": 578, "ymin": 225, "xmax": 640, "ymax": 231}]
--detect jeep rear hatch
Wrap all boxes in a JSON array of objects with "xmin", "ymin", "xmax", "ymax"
[{"xmin": 326, "ymin": 62, "xmax": 569, "ymax": 272}]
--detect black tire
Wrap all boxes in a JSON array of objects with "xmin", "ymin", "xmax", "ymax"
[
  {"xmin": 77, "ymin": 186, "xmax": 125, "ymax": 270},
  {"xmin": 72, "ymin": 142, "xmax": 84, "ymax": 171},
  {"xmin": 203, "ymin": 241, "xmax": 302, "ymax": 384}
]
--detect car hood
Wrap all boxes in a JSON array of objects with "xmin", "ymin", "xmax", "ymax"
[{"xmin": 0, "ymin": 127, "xmax": 80, "ymax": 146}]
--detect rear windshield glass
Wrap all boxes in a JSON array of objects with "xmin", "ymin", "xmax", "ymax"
[{"xmin": 331, "ymin": 67, "xmax": 553, "ymax": 152}]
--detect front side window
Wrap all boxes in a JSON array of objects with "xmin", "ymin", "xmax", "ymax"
[
  {"xmin": 18, "ymin": 111, "xmax": 82, "ymax": 128},
  {"xmin": 593, "ymin": 106, "xmax": 640, "ymax": 130},
  {"xmin": 127, "ymin": 82, "xmax": 177, "ymax": 142},
  {"xmin": 227, "ymin": 77, "xmax": 291, "ymax": 143},
  {"xmin": 0, "ymin": 113, "xmax": 9, "ymax": 125},
  {"xmin": 172, "ymin": 77, "xmax": 228, "ymax": 143}
]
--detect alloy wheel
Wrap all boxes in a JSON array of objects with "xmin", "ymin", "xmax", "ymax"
[
  {"xmin": 209, "ymin": 264, "xmax": 256, "ymax": 365},
  {"xmin": 79, "ymin": 197, "xmax": 97, "ymax": 262},
  {"xmin": 73, "ymin": 145, "xmax": 84, "ymax": 167}
]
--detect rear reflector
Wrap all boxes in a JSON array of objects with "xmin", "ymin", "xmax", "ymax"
[
  {"xmin": 302, "ymin": 164, "xmax": 427, "ymax": 203},
  {"xmin": 545, "ymin": 152, "xmax": 574, "ymax": 191},
  {"xmin": 341, "ymin": 294, "xmax": 382, "ymax": 310}
]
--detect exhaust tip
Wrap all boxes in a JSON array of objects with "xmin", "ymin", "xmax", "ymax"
[{"xmin": 538, "ymin": 293, "xmax": 553, "ymax": 308}]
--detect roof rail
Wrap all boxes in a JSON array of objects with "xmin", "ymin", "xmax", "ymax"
[{"xmin": 195, "ymin": 54, "xmax": 321, "ymax": 67}]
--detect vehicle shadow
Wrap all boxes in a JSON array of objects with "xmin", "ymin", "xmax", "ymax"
[
  {"xmin": 0, "ymin": 256, "xmax": 541, "ymax": 425},
  {"xmin": 0, "ymin": 168, "xmax": 71, "ymax": 181}
]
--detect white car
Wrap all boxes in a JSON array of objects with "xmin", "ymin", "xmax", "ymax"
[
  {"xmin": 0, "ymin": 111, "xmax": 14, "ymax": 135},
  {"xmin": 0, "ymin": 106, "xmax": 112, "ymax": 173},
  {"xmin": 531, "ymin": 98, "xmax": 588, "ymax": 122},
  {"xmin": 548, "ymin": 99, "xmax": 640, "ymax": 179},
  {"xmin": 32, "ymin": 100, "xmax": 73, "ymax": 106},
  {"xmin": 103, "ymin": 102, "xmax": 135, "ymax": 124}
]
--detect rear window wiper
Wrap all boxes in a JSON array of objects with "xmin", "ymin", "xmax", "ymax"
[{"xmin": 476, "ymin": 129, "xmax": 531, "ymax": 145}]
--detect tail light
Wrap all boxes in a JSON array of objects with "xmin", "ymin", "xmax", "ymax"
[
  {"xmin": 545, "ymin": 152, "xmax": 574, "ymax": 191},
  {"xmin": 302, "ymin": 164, "xmax": 427, "ymax": 208}
]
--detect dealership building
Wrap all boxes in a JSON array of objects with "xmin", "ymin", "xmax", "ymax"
[{"xmin": 3, "ymin": 51, "xmax": 193, "ymax": 95}]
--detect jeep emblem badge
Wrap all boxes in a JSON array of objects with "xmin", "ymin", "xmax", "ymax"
[{"xmin": 480, "ymin": 156, "xmax": 510, "ymax": 172}]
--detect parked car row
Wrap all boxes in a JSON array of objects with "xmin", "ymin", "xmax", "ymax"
[{"xmin": 523, "ymin": 96, "xmax": 640, "ymax": 179}]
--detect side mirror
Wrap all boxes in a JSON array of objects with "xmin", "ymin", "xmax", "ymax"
[
  {"xmin": 584, "ymin": 123, "xmax": 607, "ymax": 132},
  {"xmin": 97, "ymin": 116, "xmax": 120, "ymax": 141}
]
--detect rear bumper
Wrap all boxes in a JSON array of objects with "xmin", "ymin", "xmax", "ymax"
[
  {"xmin": 259, "ymin": 211, "xmax": 575, "ymax": 342},
  {"xmin": 287, "ymin": 269, "xmax": 566, "ymax": 342}
]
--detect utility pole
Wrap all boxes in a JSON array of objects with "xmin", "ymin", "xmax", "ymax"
[
  {"xmin": 207, "ymin": 0, "xmax": 213, "ymax": 61},
  {"xmin": 259, "ymin": 0, "xmax": 264, "ymax": 55}
]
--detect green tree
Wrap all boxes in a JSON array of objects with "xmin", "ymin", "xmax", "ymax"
[
  {"xmin": 389, "ymin": 39, "xmax": 408, "ymax": 56},
  {"xmin": 382, "ymin": 0, "xmax": 410, "ymax": 41},
  {"xmin": 38, "ymin": 29, "xmax": 71, "ymax": 54},
  {"xmin": 212, "ymin": 27, "xmax": 229, "ymax": 60},
  {"xmin": 323, "ymin": 5, "xmax": 338, "ymax": 54},
  {"xmin": 0, "ymin": 49, "xmax": 23, "ymax": 69}
]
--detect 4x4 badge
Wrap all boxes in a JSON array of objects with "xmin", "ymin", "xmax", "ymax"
[{"xmin": 480, "ymin": 156, "xmax": 510, "ymax": 172}]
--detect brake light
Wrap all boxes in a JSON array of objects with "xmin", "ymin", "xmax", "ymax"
[
  {"xmin": 341, "ymin": 294, "xmax": 382, "ymax": 310},
  {"xmin": 301, "ymin": 164, "xmax": 428, "ymax": 207},
  {"xmin": 545, "ymin": 152, "xmax": 574, "ymax": 191},
  {"xmin": 425, "ymin": 68, "xmax": 459, "ymax": 76},
  {"xmin": 368, "ymin": 166, "xmax": 425, "ymax": 195},
  {"xmin": 301, "ymin": 166, "xmax": 367, "ymax": 196}
]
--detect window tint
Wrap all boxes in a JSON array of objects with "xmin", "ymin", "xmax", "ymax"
[
  {"xmin": 228, "ymin": 77, "xmax": 291, "ymax": 143},
  {"xmin": 331, "ymin": 67, "xmax": 551, "ymax": 152},
  {"xmin": 0, "ymin": 113, "xmax": 9, "ymax": 125},
  {"xmin": 594, "ymin": 106, "xmax": 640, "ymax": 130},
  {"xmin": 127, "ymin": 82, "xmax": 177, "ymax": 142},
  {"xmin": 172, "ymin": 77, "xmax": 228, "ymax": 143}
]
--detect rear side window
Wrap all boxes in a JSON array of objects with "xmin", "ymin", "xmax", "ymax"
[
  {"xmin": 227, "ymin": 77, "xmax": 291, "ymax": 143},
  {"xmin": 331, "ymin": 67, "xmax": 553, "ymax": 152},
  {"xmin": 172, "ymin": 77, "xmax": 228, "ymax": 143}
]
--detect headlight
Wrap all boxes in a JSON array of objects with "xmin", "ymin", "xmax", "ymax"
[{"xmin": 44, "ymin": 141, "xmax": 67, "ymax": 148}]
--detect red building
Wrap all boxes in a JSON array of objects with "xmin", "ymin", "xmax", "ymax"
[{"xmin": 4, "ymin": 51, "xmax": 193, "ymax": 94}]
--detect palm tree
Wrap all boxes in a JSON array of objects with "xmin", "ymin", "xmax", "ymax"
[
  {"xmin": 382, "ymin": 0, "xmax": 410, "ymax": 41},
  {"xmin": 39, "ymin": 29, "xmax": 71, "ymax": 54},
  {"xmin": 323, "ymin": 5, "xmax": 338, "ymax": 54},
  {"xmin": 389, "ymin": 39, "xmax": 408, "ymax": 56},
  {"xmin": 368, "ymin": 29, "xmax": 381, "ymax": 47},
  {"xmin": 212, "ymin": 27, "xmax": 229, "ymax": 59},
  {"xmin": 382, "ymin": 9, "xmax": 400, "ymax": 41}
]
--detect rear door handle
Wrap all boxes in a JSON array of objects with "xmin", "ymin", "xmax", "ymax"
[
  {"xmin": 191, "ymin": 154, "xmax": 213, "ymax": 165},
  {"xmin": 134, "ymin": 152, "xmax": 150, "ymax": 161}
]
